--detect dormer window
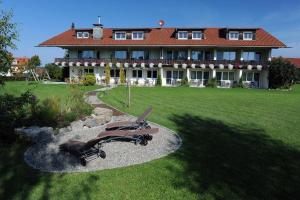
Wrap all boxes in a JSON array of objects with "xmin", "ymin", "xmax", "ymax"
[
  {"xmin": 132, "ymin": 32, "xmax": 144, "ymax": 40},
  {"xmin": 243, "ymin": 32, "xmax": 253, "ymax": 40},
  {"xmin": 178, "ymin": 31, "xmax": 188, "ymax": 40},
  {"xmin": 229, "ymin": 31, "xmax": 239, "ymax": 40},
  {"xmin": 77, "ymin": 32, "xmax": 89, "ymax": 39},
  {"xmin": 115, "ymin": 32, "xmax": 126, "ymax": 40},
  {"xmin": 192, "ymin": 31, "xmax": 202, "ymax": 40}
]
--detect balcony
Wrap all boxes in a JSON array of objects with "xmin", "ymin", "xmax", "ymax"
[{"xmin": 54, "ymin": 58, "xmax": 269, "ymax": 69}]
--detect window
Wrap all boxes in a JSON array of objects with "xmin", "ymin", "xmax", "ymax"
[
  {"xmin": 78, "ymin": 50, "xmax": 94, "ymax": 59},
  {"xmin": 192, "ymin": 31, "xmax": 202, "ymax": 40},
  {"xmin": 84, "ymin": 68, "xmax": 94, "ymax": 74},
  {"xmin": 178, "ymin": 31, "xmax": 188, "ymax": 40},
  {"xmin": 77, "ymin": 32, "xmax": 89, "ymax": 39},
  {"xmin": 191, "ymin": 51, "xmax": 203, "ymax": 60},
  {"xmin": 178, "ymin": 51, "xmax": 187, "ymax": 60},
  {"xmin": 243, "ymin": 32, "xmax": 253, "ymax": 40},
  {"xmin": 83, "ymin": 32, "xmax": 89, "ymax": 38},
  {"xmin": 132, "ymin": 70, "xmax": 143, "ymax": 78},
  {"xmin": 77, "ymin": 32, "xmax": 83, "ymax": 38},
  {"xmin": 147, "ymin": 70, "xmax": 158, "ymax": 78},
  {"xmin": 115, "ymin": 32, "xmax": 126, "ymax": 40},
  {"xmin": 114, "ymin": 51, "xmax": 127, "ymax": 59},
  {"xmin": 242, "ymin": 72, "xmax": 260, "ymax": 82},
  {"xmin": 110, "ymin": 69, "xmax": 120, "ymax": 78},
  {"xmin": 243, "ymin": 52, "xmax": 261, "ymax": 61},
  {"xmin": 216, "ymin": 71, "xmax": 235, "ymax": 81},
  {"xmin": 190, "ymin": 71, "xmax": 204, "ymax": 80},
  {"xmin": 229, "ymin": 31, "xmax": 239, "ymax": 40},
  {"xmin": 132, "ymin": 51, "xmax": 145, "ymax": 60},
  {"xmin": 217, "ymin": 51, "xmax": 236, "ymax": 60},
  {"xmin": 132, "ymin": 32, "xmax": 144, "ymax": 40}
]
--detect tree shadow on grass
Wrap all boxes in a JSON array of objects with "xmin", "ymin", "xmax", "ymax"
[
  {"xmin": 0, "ymin": 142, "xmax": 100, "ymax": 200},
  {"xmin": 169, "ymin": 114, "xmax": 300, "ymax": 200}
]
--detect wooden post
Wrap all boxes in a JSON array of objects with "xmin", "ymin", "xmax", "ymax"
[{"xmin": 128, "ymin": 81, "xmax": 131, "ymax": 108}]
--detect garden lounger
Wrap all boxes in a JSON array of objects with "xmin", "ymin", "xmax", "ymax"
[
  {"xmin": 106, "ymin": 107, "xmax": 153, "ymax": 131},
  {"xmin": 59, "ymin": 127, "xmax": 159, "ymax": 166}
]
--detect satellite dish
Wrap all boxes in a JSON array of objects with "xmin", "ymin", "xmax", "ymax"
[{"xmin": 159, "ymin": 20, "xmax": 165, "ymax": 27}]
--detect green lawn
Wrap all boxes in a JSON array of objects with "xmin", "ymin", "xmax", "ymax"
[
  {"xmin": 1, "ymin": 82, "xmax": 300, "ymax": 200},
  {"xmin": 0, "ymin": 81, "xmax": 100, "ymax": 108}
]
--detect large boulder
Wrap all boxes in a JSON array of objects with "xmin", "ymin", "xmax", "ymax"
[{"xmin": 15, "ymin": 126, "xmax": 54, "ymax": 143}]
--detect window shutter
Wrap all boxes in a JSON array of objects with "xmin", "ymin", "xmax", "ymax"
[{"xmin": 252, "ymin": 32, "xmax": 256, "ymax": 40}]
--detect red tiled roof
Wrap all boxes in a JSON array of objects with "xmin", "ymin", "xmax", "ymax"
[
  {"xmin": 39, "ymin": 27, "xmax": 286, "ymax": 48},
  {"xmin": 285, "ymin": 58, "xmax": 300, "ymax": 68}
]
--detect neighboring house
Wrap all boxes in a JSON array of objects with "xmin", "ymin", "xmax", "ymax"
[
  {"xmin": 39, "ymin": 20, "xmax": 286, "ymax": 88},
  {"xmin": 285, "ymin": 58, "xmax": 300, "ymax": 69},
  {"xmin": 11, "ymin": 57, "xmax": 30, "ymax": 75}
]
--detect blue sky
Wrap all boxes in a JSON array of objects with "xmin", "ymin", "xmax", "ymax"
[{"xmin": 2, "ymin": 0, "xmax": 300, "ymax": 65}]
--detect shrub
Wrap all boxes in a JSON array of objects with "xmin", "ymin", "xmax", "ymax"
[
  {"xmin": 83, "ymin": 73, "xmax": 96, "ymax": 86},
  {"xmin": 156, "ymin": 73, "xmax": 162, "ymax": 86},
  {"xmin": 206, "ymin": 78, "xmax": 217, "ymax": 88},
  {"xmin": 0, "ymin": 90, "xmax": 37, "ymax": 141},
  {"xmin": 105, "ymin": 65, "xmax": 110, "ymax": 85},
  {"xmin": 181, "ymin": 76, "xmax": 189, "ymax": 87},
  {"xmin": 269, "ymin": 57, "xmax": 297, "ymax": 89},
  {"xmin": 119, "ymin": 64, "xmax": 126, "ymax": 84},
  {"xmin": 45, "ymin": 63, "xmax": 62, "ymax": 80},
  {"xmin": 233, "ymin": 78, "xmax": 244, "ymax": 88},
  {"xmin": 66, "ymin": 85, "xmax": 93, "ymax": 118},
  {"xmin": 34, "ymin": 97, "xmax": 61, "ymax": 126}
]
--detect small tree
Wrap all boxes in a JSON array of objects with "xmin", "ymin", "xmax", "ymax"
[
  {"xmin": 105, "ymin": 64, "xmax": 111, "ymax": 85},
  {"xmin": 0, "ymin": 4, "xmax": 18, "ymax": 85},
  {"xmin": 27, "ymin": 55, "xmax": 41, "ymax": 70},
  {"xmin": 156, "ymin": 71, "xmax": 162, "ymax": 86},
  {"xmin": 269, "ymin": 57, "xmax": 297, "ymax": 89},
  {"xmin": 119, "ymin": 64, "xmax": 126, "ymax": 84},
  {"xmin": 45, "ymin": 63, "xmax": 62, "ymax": 80}
]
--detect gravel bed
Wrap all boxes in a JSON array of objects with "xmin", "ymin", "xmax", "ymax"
[{"xmin": 24, "ymin": 115, "xmax": 181, "ymax": 173}]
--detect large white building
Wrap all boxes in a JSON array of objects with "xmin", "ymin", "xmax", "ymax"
[{"xmin": 39, "ymin": 20, "xmax": 286, "ymax": 88}]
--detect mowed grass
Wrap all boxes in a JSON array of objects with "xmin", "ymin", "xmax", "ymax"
[
  {"xmin": 1, "ymin": 82, "xmax": 300, "ymax": 200},
  {"xmin": 0, "ymin": 81, "xmax": 100, "ymax": 108},
  {"xmin": 102, "ymin": 86, "xmax": 300, "ymax": 146}
]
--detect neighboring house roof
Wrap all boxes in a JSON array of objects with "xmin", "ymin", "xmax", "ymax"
[
  {"xmin": 38, "ymin": 27, "xmax": 286, "ymax": 48},
  {"xmin": 285, "ymin": 58, "xmax": 300, "ymax": 68}
]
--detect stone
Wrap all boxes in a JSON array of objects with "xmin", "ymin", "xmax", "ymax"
[
  {"xmin": 84, "ymin": 117, "xmax": 98, "ymax": 128},
  {"xmin": 70, "ymin": 120, "xmax": 84, "ymax": 131},
  {"xmin": 92, "ymin": 107, "xmax": 112, "ymax": 124},
  {"xmin": 59, "ymin": 127, "xmax": 71, "ymax": 134},
  {"xmin": 94, "ymin": 115, "xmax": 107, "ymax": 125},
  {"xmin": 15, "ymin": 126, "xmax": 54, "ymax": 143}
]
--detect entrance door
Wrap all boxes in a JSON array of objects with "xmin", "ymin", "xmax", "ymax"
[{"xmin": 204, "ymin": 51, "xmax": 211, "ymax": 61}]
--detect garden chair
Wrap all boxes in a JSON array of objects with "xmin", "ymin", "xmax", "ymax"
[
  {"xmin": 105, "ymin": 106, "xmax": 153, "ymax": 131},
  {"xmin": 59, "ymin": 127, "xmax": 159, "ymax": 166}
]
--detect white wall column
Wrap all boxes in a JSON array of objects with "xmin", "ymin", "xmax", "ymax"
[
  {"xmin": 160, "ymin": 48, "xmax": 164, "ymax": 59},
  {"xmin": 186, "ymin": 68, "xmax": 190, "ymax": 81},
  {"xmin": 268, "ymin": 49, "xmax": 272, "ymax": 61},
  {"xmin": 212, "ymin": 69, "xmax": 216, "ymax": 78},
  {"xmin": 240, "ymin": 50, "xmax": 244, "ymax": 61},
  {"xmin": 213, "ymin": 49, "xmax": 217, "ymax": 60},
  {"xmin": 160, "ymin": 67, "xmax": 166, "ymax": 86},
  {"xmin": 237, "ymin": 69, "xmax": 243, "ymax": 80}
]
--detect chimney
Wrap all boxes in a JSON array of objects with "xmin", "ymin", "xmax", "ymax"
[
  {"xmin": 93, "ymin": 16, "xmax": 103, "ymax": 40},
  {"xmin": 71, "ymin": 22, "xmax": 75, "ymax": 29}
]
